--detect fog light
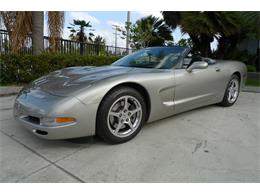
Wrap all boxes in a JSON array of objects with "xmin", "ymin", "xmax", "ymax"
[{"xmin": 55, "ymin": 117, "xmax": 76, "ymax": 123}]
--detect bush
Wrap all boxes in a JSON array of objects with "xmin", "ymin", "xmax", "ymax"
[
  {"xmin": 221, "ymin": 49, "xmax": 257, "ymax": 67},
  {"xmin": 247, "ymin": 65, "xmax": 257, "ymax": 72},
  {"xmin": 0, "ymin": 53, "xmax": 120, "ymax": 85}
]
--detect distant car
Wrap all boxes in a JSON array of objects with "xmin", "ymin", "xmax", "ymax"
[{"xmin": 14, "ymin": 46, "xmax": 247, "ymax": 143}]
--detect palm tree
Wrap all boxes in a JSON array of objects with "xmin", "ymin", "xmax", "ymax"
[
  {"xmin": 47, "ymin": 12, "xmax": 64, "ymax": 52},
  {"xmin": 162, "ymin": 11, "xmax": 240, "ymax": 57},
  {"xmin": 68, "ymin": 19, "xmax": 95, "ymax": 55},
  {"xmin": 177, "ymin": 38, "xmax": 193, "ymax": 48},
  {"xmin": 242, "ymin": 12, "xmax": 260, "ymax": 40},
  {"xmin": 0, "ymin": 11, "xmax": 64, "ymax": 54},
  {"xmin": 93, "ymin": 35, "xmax": 106, "ymax": 55},
  {"xmin": 131, "ymin": 15, "xmax": 173, "ymax": 49},
  {"xmin": 0, "ymin": 11, "xmax": 16, "ymax": 36},
  {"xmin": 239, "ymin": 12, "xmax": 259, "ymax": 69},
  {"xmin": 211, "ymin": 12, "xmax": 259, "ymax": 60},
  {"xmin": 10, "ymin": 12, "xmax": 32, "ymax": 53},
  {"xmin": 94, "ymin": 35, "xmax": 106, "ymax": 45}
]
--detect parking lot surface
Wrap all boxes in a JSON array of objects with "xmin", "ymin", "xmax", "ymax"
[{"xmin": 0, "ymin": 92, "xmax": 259, "ymax": 182}]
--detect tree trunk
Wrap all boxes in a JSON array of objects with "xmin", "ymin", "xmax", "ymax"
[
  {"xmin": 79, "ymin": 28, "xmax": 84, "ymax": 55},
  {"xmin": 200, "ymin": 34, "xmax": 212, "ymax": 57},
  {"xmin": 189, "ymin": 34, "xmax": 201, "ymax": 55},
  {"xmin": 79, "ymin": 42, "xmax": 84, "ymax": 55},
  {"xmin": 32, "ymin": 11, "xmax": 44, "ymax": 55},
  {"xmin": 216, "ymin": 35, "xmax": 229, "ymax": 59}
]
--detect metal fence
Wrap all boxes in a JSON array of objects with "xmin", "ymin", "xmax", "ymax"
[{"xmin": 0, "ymin": 29, "xmax": 133, "ymax": 56}]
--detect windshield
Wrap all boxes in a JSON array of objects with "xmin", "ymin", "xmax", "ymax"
[{"xmin": 112, "ymin": 47, "xmax": 186, "ymax": 69}]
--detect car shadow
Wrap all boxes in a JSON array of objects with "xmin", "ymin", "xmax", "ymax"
[
  {"xmin": 65, "ymin": 135, "xmax": 110, "ymax": 145},
  {"xmin": 143, "ymin": 104, "xmax": 219, "ymax": 129}
]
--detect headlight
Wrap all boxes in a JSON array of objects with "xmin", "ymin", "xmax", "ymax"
[{"xmin": 40, "ymin": 117, "xmax": 76, "ymax": 127}]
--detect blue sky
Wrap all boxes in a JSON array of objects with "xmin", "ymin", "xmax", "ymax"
[{"xmin": 44, "ymin": 11, "xmax": 188, "ymax": 47}]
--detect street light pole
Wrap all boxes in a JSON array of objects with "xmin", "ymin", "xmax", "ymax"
[
  {"xmin": 112, "ymin": 24, "xmax": 120, "ymax": 55},
  {"xmin": 126, "ymin": 11, "xmax": 131, "ymax": 54},
  {"xmin": 115, "ymin": 27, "xmax": 117, "ymax": 48}
]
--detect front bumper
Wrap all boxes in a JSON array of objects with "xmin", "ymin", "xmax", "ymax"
[
  {"xmin": 13, "ymin": 89, "xmax": 98, "ymax": 139},
  {"xmin": 14, "ymin": 115, "xmax": 83, "ymax": 139}
]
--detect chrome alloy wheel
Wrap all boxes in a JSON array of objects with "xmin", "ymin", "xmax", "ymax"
[
  {"xmin": 107, "ymin": 95, "xmax": 142, "ymax": 138},
  {"xmin": 227, "ymin": 79, "xmax": 239, "ymax": 104}
]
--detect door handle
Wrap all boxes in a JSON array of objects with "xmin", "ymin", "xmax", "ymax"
[{"xmin": 215, "ymin": 67, "xmax": 221, "ymax": 72}]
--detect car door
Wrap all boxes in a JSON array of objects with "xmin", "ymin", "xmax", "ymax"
[{"xmin": 173, "ymin": 61, "xmax": 224, "ymax": 114}]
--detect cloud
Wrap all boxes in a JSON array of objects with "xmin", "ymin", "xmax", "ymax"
[
  {"xmin": 44, "ymin": 11, "xmax": 100, "ymax": 37},
  {"xmin": 135, "ymin": 11, "xmax": 163, "ymax": 19},
  {"xmin": 95, "ymin": 29, "xmax": 126, "ymax": 47},
  {"xmin": 63, "ymin": 27, "xmax": 72, "ymax": 39},
  {"xmin": 67, "ymin": 12, "xmax": 100, "ymax": 25},
  {"xmin": 95, "ymin": 30, "xmax": 114, "ymax": 45},
  {"xmin": 107, "ymin": 20, "xmax": 125, "ymax": 28},
  {"xmin": 103, "ymin": 21, "xmax": 126, "ymax": 47},
  {"xmin": 63, "ymin": 12, "xmax": 100, "ymax": 39}
]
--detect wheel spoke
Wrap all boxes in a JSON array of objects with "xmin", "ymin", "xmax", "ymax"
[
  {"xmin": 109, "ymin": 111, "xmax": 120, "ymax": 118},
  {"xmin": 233, "ymin": 81, "xmax": 236, "ymax": 88},
  {"xmin": 123, "ymin": 97, "xmax": 128, "ymax": 110},
  {"xmin": 231, "ymin": 93, "xmax": 234, "ymax": 100},
  {"xmin": 130, "ymin": 107, "xmax": 141, "ymax": 116},
  {"xmin": 114, "ymin": 122, "xmax": 123, "ymax": 134},
  {"xmin": 228, "ymin": 91, "xmax": 232, "ymax": 101},
  {"xmin": 127, "ymin": 121, "xmax": 134, "ymax": 131},
  {"xmin": 231, "ymin": 81, "xmax": 234, "ymax": 87}
]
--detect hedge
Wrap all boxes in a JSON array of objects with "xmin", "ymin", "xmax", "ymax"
[
  {"xmin": 0, "ymin": 53, "xmax": 120, "ymax": 85},
  {"xmin": 247, "ymin": 64, "xmax": 257, "ymax": 72}
]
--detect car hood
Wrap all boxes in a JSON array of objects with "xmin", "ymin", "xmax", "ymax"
[{"xmin": 30, "ymin": 65, "xmax": 135, "ymax": 96}]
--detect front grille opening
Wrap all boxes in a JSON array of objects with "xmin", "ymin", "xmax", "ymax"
[
  {"xmin": 35, "ymin": 130, "xmax": 48, "ymax": 135},
  {"xmin": 24, "ymin": 116, "xmax": 40, "ymax": 125}
]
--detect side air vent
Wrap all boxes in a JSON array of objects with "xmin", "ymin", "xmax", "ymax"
[{"xmin": 24, "ymin": 116, "xmax": 40, "ymax": 125}]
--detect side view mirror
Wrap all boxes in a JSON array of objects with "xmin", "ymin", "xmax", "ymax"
[{"xmin": 186, "ymin": 61, "xmax": 208, "ymax": 73}]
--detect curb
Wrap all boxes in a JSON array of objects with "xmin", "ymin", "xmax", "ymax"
[
  {"xmin": 242, "ymin": 86, "xmax": 260, "ymax": 93},
  {"xmin": 247, "ymin": 72, "xmax": 260, "ymax": 80},
  {"xmin": 0, "ymin": 86, "xmax": 23, "ymax": 97}
]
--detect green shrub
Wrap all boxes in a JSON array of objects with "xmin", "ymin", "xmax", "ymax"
[
  {"xmin": 221, "ymin": 49, "xmax": 256, "ymax": 66},
  {"xmin": 0, "ymin": 53, "xmax": 120, "ymax": 85},
  {"xmin": 247, "ymin": 64, "xmax": 257, "ymax": 72}
]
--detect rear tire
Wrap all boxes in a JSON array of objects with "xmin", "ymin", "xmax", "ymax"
[
  {"xmin": 219, "ymin": 74, "xmax": 240, "ymax": 107},
  {"xmin": 96, "ymin": 87, "xmax": 146, "ymax": 144}
]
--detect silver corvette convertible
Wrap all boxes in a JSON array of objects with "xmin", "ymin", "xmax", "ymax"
[{"xmin": 14, "ymin": 46, "xmax": 247, "ymax": 143}]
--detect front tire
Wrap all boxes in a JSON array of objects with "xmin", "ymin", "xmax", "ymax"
[
  {"xmin": 96, "ymin": 87, "xmax": 146, "ymax": 144},
  {"xmin": 219, "ymin": 74, "xmax": 240, "ymax": 107}
]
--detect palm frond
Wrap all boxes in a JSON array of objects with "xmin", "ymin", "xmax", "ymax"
[
  {"xmin": 89, "ymin": 32, "xmax": 94, "ymax": 37},
  {"xmin": 132, "ymin": 15, "xmax": 173, "ymax": 48},
  {"xmin": 162, "ymin": 11, "xmax": 181, "ymax": 29}
]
